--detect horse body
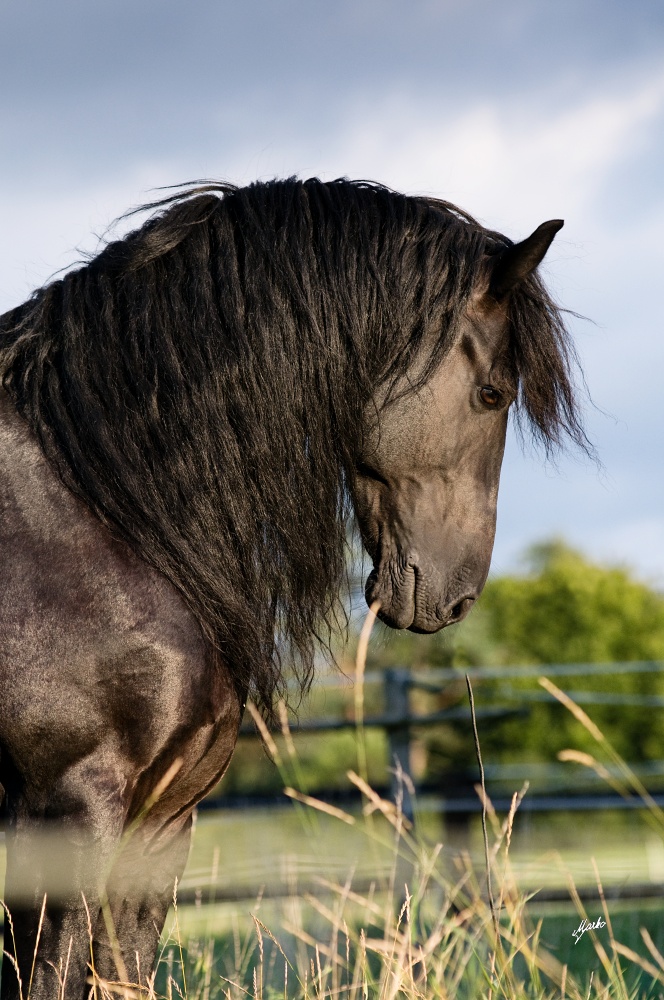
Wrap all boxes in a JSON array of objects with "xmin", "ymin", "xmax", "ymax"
[
  {"xmin": 0, "ymin": 178, "xmax": 583, "ymax": 997},
  {"xmin": 0, "ymin": 388, "xmax": 241, "ymax": 994}
]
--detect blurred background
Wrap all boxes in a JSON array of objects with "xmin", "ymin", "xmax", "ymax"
[{"xmin": 2, "ymin": 0, "xmax": 664, "ymax": 991}]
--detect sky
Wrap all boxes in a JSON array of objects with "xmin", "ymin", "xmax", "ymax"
[{"xmin": 1, "ymin": 0, "xmax": 663, "ymax": 584}]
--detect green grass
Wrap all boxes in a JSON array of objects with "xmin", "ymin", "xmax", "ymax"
[
  {"xmin": 135, "ymin": 667, "xmax": 664, "ymax": 1000},
  {"xmin": 147, "ymin": 792, "xmax": 664, "ymax": 1000},
  {"xmin": 6, "ymin": 615, "xmax": 664, "ymax": 999}
]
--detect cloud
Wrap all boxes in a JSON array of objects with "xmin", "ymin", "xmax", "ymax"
[
  {"xmin": 2, "ymin": 58, "xmax": 663, "ymax": 581},
  {"xmin": 4, "ymin": 65, "xmax": 662, "ymax": 299},
  {"xmin": 314, "ymin": 69, "xmax": 664, "ymax": 231}
]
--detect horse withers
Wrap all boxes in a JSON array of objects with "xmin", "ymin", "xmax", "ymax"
[{"xmin": 0, "ymin": 179, "xmax": 583, "ymax": 998}]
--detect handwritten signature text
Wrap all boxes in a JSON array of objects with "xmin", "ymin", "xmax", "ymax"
[{"xmin": 572, "ymin": 917, "xmax": 606, "ymax": 944}]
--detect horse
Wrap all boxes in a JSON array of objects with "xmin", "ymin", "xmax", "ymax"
[{"xmin": 0, "ymin": 177, "xmax": 585, "ymax": 998}]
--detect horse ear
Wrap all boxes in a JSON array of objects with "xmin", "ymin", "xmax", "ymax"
[{"xmin": 488, "ymin": 219, "xmax": 564, "ymax": 300}]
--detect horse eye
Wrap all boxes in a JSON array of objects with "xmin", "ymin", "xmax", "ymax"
[{"xmin": 479, "ymin": 385, "xmax": 501, "ymax": 407}]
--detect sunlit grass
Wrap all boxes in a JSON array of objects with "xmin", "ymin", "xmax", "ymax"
[
  {"xmin": 130, "ymin": 774, "xmax": 664, "ymax": 1000},
  {"xmin": 5, "ymin": 610, "xmax": 664, "ymax": 999}
]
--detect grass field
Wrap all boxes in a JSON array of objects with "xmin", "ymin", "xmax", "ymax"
[
  {"xmin": 4, "ymin": 625, "xmax": 664, "ymax": 998},
  {"xmin": 181, "ymin": 803, "xmax": 664, "ymax": 905},
  {"xmin": 147, "ymin": 792, "xmax": 664, "ymax": 1000},
  {"xmin": 145, "ymin": 663, "xmax": 664, "ymax": 1000}
]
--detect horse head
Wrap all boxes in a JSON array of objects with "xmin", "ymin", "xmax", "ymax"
[{"xmin": 354, "ymin": 220, "xmax": 564, "ymax": 632}]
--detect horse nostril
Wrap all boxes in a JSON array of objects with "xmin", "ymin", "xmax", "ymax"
[{"xmin": 450, "ymin": 596, "xmax": 476, "ymax": 622}]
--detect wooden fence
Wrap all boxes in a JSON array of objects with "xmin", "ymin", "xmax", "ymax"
[{"xmin": 202, "ymin": 659, "xmax": 664, "ymax": 821}]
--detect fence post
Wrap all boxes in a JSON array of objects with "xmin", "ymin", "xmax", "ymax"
[{"xmin": 383, "ymin": 668, "xmax": 414, "ymax": 821}]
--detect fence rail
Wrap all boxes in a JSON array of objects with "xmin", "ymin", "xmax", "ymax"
[
  {"xmin": 216, "ymin": 660, "xmax": 664, "ymax": 821},
  {"xmin": 191, "ymin": 662, "xmax": 664, "ymax": 907}
]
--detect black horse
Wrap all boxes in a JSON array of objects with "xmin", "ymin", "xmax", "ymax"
[{"xmin": 0, "ymin": 178, "xmax": 584, "ymax": 998}]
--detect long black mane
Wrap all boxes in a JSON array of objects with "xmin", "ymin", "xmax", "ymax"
[{"xmin": 0, "ymin": 178, "xmax": 585, "ymax": 719}]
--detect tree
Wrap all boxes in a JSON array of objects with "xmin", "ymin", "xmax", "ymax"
[
  {"xmin": 481, "ymin": 539, "xmax": 664, "ymax": 666},
  {"xmin": 476, "ymin": 541, "xmax": 664, "ymax": 763}
]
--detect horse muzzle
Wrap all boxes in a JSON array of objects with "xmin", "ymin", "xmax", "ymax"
[{"xmin": 364, "ymin": 556, "xmax": 478, "ymax": 632}]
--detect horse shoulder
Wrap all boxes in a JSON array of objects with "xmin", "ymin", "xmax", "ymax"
[{"xmin": 0, "ymin": 389, "xmax": 238, "ymax": 800}]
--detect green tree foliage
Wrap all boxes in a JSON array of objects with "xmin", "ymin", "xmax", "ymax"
[
  {"xmin": 481, "ymin": 539, "xmax": 664, "ymax": 665},
  {"xmin": 475, "ymin": 541, "xmax": 664, "ymax": 765}
]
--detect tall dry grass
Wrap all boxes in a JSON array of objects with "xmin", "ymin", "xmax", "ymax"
[{"xmin": 5, "ymin": 608, "xmax": 664, "ymax": 999}]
